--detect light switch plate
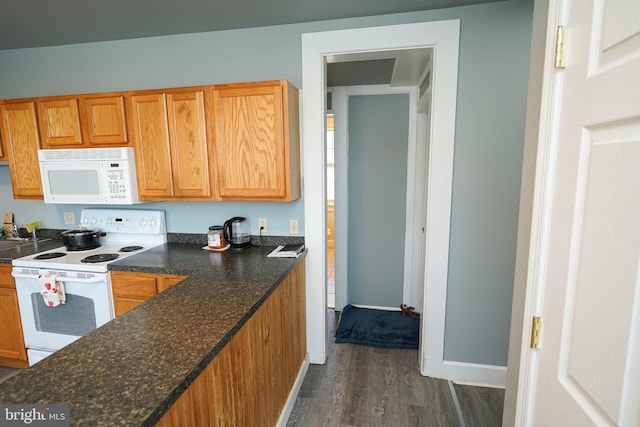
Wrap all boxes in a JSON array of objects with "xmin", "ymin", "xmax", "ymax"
[{"xmin": 289, "ymin": 219, "xmax": 299, "ymax": 235}]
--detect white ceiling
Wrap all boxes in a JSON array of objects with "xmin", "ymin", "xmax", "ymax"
[{"xmin": 0, "ymin": 0, "xmax": 503, "ymax": 51}]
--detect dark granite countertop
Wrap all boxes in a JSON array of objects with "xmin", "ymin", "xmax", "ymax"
[{"xmin": 0, "ymin": 242, "xmax": 305, "ymax": 426}]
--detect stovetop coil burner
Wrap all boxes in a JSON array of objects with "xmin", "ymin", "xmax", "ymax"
[
  {"xmin": 119, "ymin": 246, "xmax": 144, "ymax": 252},
  {"xmin": 81, "ymin": 254, "xmax": 120, "ymax": 264},
  {"xmin": 34, "ymin": 252, "xmax": 67, "ymax": 260},
  {"xmin": 66, "ymin": 245, "xmax": 101, "ymax": 252}
]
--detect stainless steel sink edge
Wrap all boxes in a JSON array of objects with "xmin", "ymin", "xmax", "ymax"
[{"xmin": 0, "ymin": 238, "xmax": 52, "ymax": 250}]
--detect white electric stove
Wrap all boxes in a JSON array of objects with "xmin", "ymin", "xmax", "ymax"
[
  {"xmin": 13, "ymin": 208, "xmax": 167, "ymax": 273},
  {"xmin": 11, "ymin": 208, "xmax": 167, "ymax": 365}
]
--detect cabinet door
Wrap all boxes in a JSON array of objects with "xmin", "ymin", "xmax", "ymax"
[
  {"xmin": 213, "ymin": 81, "xmax": 300, "ymax": 201},
  {"xmin": 0, "ymin": 266, "xmax": 28, "ymax": 363},
  {"xmin": 0, "ymin": 110, "xmax": 5, "ymax": 159},
  {"xmin": 213, "ymin": 83, "xmax": 288, "ymax": 200},
  {"xmin": 0, "ymin": 101, "xmax": 43, "ymax": 198},
  {"xmin": 113, "ymin": 297, "xmax": 149, "ymax": 317},
  {"xmin": 0, "ymin": 132, "xmax": 5, "ymax": 160},
  {"xmin": 157, "ymin": 274, "xmax": 187, "ymax": 293},
  {"xmin": 0, "ymin": 288, "xmax": 27, "ymax": 361},
  {"xmin": 111, "ymin": 271, "xmax": 157, "ymax": 317},
  {"xmin": 111, "ymin": 272, "xmax": 157, "ymax": 298},
  {"xmin": 111, "ymin": 272, "xmax": 187, "ymax": 317},
  {"xmin": 38, "ymin": 97, "xmax": 83, "ymax": 147},
  {"xmin": 81, "ymin": 94, "xmax": 128, "ymax": 145},
  {"xmin": 128, "ymin": 93, "xmax": 174, "ymax": 199},
  {"xmin": 166, "ymin": 90, "xmax": 213, "ymax": 199}
]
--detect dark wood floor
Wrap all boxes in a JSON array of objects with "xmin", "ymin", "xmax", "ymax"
[{"xmin": 286, "ymin": 310, "xmax": 504, "ymax": 427}]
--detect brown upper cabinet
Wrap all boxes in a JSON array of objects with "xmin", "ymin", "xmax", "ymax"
[
  {"xmin": 0, "ymin": 79, "xmax": 301, "ymax": 202},
  {"xmin": 0, "ymin": 130, "xmax": 5, "ymax": 161},
  {"xmin": 80, "ymin": 94, "xmax": 128, "ymax": 145},
  {"xmin": 127, "ymin": 87, "xmax": 214, "ymax": 200},
  {"xmin": 212, "ymin": 80, "xmax": 301, "ymax": 202},
  {"xmin": 0, "ymin": 100, "xmax": 43, "ymax": 199},
  {"xmin": 0, "ymin": 107, "xmax": 5, "ymax": 160},
  {"xmin": 38, "ymin": 94, "xmax": 129, "ymax": 149},
  {"xmin": 37, "ymin": 97, "xmax": 83, "ymax": 147}
]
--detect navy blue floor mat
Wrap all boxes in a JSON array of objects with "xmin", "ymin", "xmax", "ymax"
[{"xmin": 335, "ymin": 304, "xmax": 419, "ymax": 349}]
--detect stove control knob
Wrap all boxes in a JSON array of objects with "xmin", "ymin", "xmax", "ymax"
[
  {"xmin": 140, "ymin": 219, "xmax": 147, "ymax": 227},
  {"xmin": 149, "ymin": 219, "xmax": 157, "ymax": 227}
]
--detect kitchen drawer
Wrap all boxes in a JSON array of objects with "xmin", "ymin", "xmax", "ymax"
[{"xmin": 111, "ymin": 272, "xmax": 157, "ymax": 298}]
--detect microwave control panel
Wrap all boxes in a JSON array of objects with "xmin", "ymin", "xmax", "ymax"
[{"xmin": 104, "ymin": 161, "xmax": 133, "ymax": 199}]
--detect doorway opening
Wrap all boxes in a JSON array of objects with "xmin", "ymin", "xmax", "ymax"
[
  {"xmin": 302, "ymin": 21, "xmax": 460, "ymax": 378},
  {"xmin": 324, "ymin": 50, "xmax": 431, "ymax": 315}
]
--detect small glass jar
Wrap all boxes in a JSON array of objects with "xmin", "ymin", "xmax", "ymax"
[{"xmin": 207, "ymin": 225, "xmax": 226, "ymax": 249}]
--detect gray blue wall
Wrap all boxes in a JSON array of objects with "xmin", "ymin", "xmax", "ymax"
[
  {"xmin": 0, "ymin": 0, "xmax": 533, "ymax": 367},
  {"xmin": 347, "ymin": 95, "xmax": 409, "ymax": 307},
  {"xmin": 443, "ymin": 1, "xmax": 532, "ymax": 366}
]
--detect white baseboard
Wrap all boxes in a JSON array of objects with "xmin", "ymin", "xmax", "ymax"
[
  {"xmin": 451, "ymin": 379, "xmax": 506, "ymax": 389},
  {"xmin": 423, "ymin": 357, "xmax": 507, "ymax": 388},
  {"xmin": 440, "ymin": 360, "xmax": 507, "ymax": 388},
  {"xmin": 276, "ymin": 353, "xmax": 310, "ymax": 427}
]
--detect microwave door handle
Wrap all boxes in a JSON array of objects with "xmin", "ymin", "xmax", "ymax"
[{"xmin": 11, "ymin": 272, "xmax": 107, "ymax": 283}]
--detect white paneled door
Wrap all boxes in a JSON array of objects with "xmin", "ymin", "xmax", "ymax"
[{"xmin": 530, "ymin": 0, "xmax": 640, "ymax": 425}]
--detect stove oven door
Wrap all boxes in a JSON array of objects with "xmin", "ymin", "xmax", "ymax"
[{"xmin": 11, "ymin": 268, "xmax": 114, "ymax": 353}]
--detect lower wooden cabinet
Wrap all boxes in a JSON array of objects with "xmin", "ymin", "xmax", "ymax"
[
  {"xmin": 0, "ymin": 265, "xmax": 29, "ymax": 368},
  {"xmin": 111, "ymin": 271, "xmax": 187, "ymax": 317},
  {"xmin": 156, "ymin": 262, "xmax": 306, "ymax": 426}
]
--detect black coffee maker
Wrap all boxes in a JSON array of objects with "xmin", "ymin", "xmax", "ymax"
[{"xmin": 223, "ymin": 217, "xmax": 251, "ymax": 249}]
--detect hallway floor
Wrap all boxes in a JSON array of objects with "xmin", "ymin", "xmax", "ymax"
[{"xmin": 286, "ymin": 310, "xmax": 505, "ymax": 426}]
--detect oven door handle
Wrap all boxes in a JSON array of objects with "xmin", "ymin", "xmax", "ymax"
[{"xmin": 11, "ymin": 272, "xmax": 108, "ymax": 283}]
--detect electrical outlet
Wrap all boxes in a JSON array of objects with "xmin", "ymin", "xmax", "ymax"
[
  {"xmin": 258, "ymin": 218, "xmax": 268, "ymax": 233},
  {"xmin": 289, "ymin": 219, "xmax": 299, "ymax": 235},
  {"xmin": 63, "ymin": 212, "xmax": 76, "ymax": 225}
]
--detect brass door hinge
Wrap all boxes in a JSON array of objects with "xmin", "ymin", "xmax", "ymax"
[
  {"xmin": 554, "ymin": 26, "xmax": 567, "ymax": 68},
  {"xmin": 530, "ymin": 316, "xmax": 542, "ymax": 349}
]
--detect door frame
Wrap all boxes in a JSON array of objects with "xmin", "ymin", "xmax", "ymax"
[
  {"xmin": 302, "ymin": 20, "xmax": 460, "ymax": 378},
  {"xmin": 504, "ymin": 0, "xmax": 565, "ymax": 424}
]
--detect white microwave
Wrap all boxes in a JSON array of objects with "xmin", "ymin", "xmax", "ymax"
[{"xmin": 38, "ymin": 147, "xmax": 142, "ymax": 205}]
